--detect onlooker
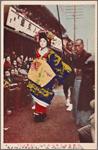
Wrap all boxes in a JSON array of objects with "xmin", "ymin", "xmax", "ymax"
[
  {"xmin": 78, "ymin": 99, "xmax": 95, "ymax": 143},
  {"xmin": 13, "ymin": 69, "xmax": 23, "ymax": 84},
  {"xmin": 4, "ymin": 55, "xmax": 11, "ymax": 70},
  {"xmin": 10, "ymin": 68, "xmax": 15, "ymax": 83},
  {"xmin": 4, "ymin": 69, "xmax": 19, "ymax": 112},
  {"xmin": 28, "ymin": 57, "xmax": 32, "ymax": 62},
  {"xmin": 14, "ymin": 68, "xmax": 19, "ymax": 77},
  {"xmin": 4, "ymin": 69, "xmax": 12, "ymax": 85},
  {"xmin": 25, "ymin": 10, "xmax": 29, "ymax": 18},
  {"xmin": 13, "ymin": 69, "xmax": 21, "ymax": 83},
  {"xmin": 22, "ymin": 56, "xmax": 28, "ymax": 69},
  {"xmin": 4, "ymin": 69, "xmax": 17, "ymax": 87},
  {"xmin": 72, "ymin": 39, "xmax": 94, "ymax": 126},
  {"xmin": 21, "ymin": 9, "xmax": 26, "ymax": 17},
  {"xmin": 20, "ymin": 54, "xmax": 24, "ymax": 63},
  {"xmin": 90, "ymin": 99, "xmax": 95, "ymax": 142},
  {"xmin": 18, "ymin": 69, "xmax": 31, "ymax": 107},
  {"xmin": 27, "ymin": 57, "xmax": 33, "ymax": 70},
  {"xmin": 18, "ymin": 69, "xmax": 28, "ymax": 82},
  {"xmin": 28, "ymin": 12, "xmax": 33, "ymax": 20},
  {"xmin": 4, "ymin": 69, "xmax": 11, "ymax": 115},
  {"xmin": 11, "ymin": 51, "xmax": 17, "ymax": 63},
  {"xmin": 11, "ymin": 60, "xmax": 17, "ymax": 69},
  {"xmin": 16, "ymin": 57, "xmax": 22, "ymax": 69},
  {"xmin": 26, "ymin": 64, "xmax": 30, "ymax": 73},
  {"xmin": 62, "ymin": 41, "xmax": 77, "ymax": 110},
  {"xmin": 3, "ymin": 55, "xmax": 31, "ymax": 114}
]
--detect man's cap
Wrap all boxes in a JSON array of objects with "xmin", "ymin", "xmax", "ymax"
[{"xmin": 18, "ymin": 69, "xmax": 27, "ymax": 75}]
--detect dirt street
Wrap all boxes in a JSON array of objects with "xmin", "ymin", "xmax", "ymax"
[{"xmin": 4, "ymin": 85, "xmax": 81, "ymax": 143}]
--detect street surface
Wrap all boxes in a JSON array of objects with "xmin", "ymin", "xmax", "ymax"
[{"xmin": 4, "ymin": 85, "xmax": 81, "ymax": 143}]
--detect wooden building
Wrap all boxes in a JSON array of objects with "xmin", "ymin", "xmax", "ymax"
[{"xmin": 4, "ymin": 5, "xmax": 71, "ymax": 59}]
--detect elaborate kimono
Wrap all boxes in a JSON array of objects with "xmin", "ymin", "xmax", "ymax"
[{"xmin": 27, "ymin": 47, "xmax": 72, "ymax": 108}]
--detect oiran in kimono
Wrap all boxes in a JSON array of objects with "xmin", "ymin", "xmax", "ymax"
[{"xmin": 27, "ymin": 31, "xmax": 72, "ymax": 122}]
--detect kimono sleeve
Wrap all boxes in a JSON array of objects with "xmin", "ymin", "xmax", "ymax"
[{"xmin": 47, "ymin": 50, "xmax": 72, "ymax": 85}]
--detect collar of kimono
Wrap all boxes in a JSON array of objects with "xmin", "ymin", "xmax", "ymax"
[{"xmin": 38, "ymin": 47, "xmax": 49, "ymax": 57}]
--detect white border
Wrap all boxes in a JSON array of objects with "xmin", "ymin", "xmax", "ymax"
[{"xmin": 1, "ymin": 1, "xmax": 97, "ymax": 149}]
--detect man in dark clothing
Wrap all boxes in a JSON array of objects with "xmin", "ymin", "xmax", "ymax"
[
  {"xmin": 72, "ymin": 39, "xmax": 94, "ymax": 126},
  {"xmin": 4, "ymin": 69, "xmax": 18, "ymax": 113},
  {"xmin": 10, "ymin": 68, "xmax": 15, "ymax": 83},
  {"xmin": 74, "ymin": 39, "xmax": 91, "ymax": 70},
  {"xmin": 62, "ymin": 41, "xmax": 77, "ymax": 109}
]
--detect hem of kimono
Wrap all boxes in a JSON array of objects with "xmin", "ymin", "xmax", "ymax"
[{"xmin": 32, "ymin": 95, "xmax": 49, "ymax": 107}]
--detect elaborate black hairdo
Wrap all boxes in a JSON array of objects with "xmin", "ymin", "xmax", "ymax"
[
  {"xmin": 39, "ymin": 33, "xmax": 47, "ymax": 41},
  {"xmin": 39, "ymin": 32, "xmax": 51, "ymax": 47}
]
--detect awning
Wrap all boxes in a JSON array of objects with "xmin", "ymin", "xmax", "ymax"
[
  {"xmin": 4, "ymin": 26, "xmax": 36, "ymax": 42},
  {"xmin": 4, "ymin": 26, "xmax": 63, "ymax": 54}
]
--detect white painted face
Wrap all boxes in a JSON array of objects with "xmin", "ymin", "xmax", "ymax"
[{"xmin": 39, "ymin": 38, "xmax": 47, "ymax": 48}]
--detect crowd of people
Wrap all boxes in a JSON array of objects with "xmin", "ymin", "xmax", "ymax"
[
  {"xmin": 10, "ymin": 5, "xmax": 60, "ymax": 37},
  {"xmin": 4, "ymin": 52, "xmax": 33, "ymax": 115},
  {"xmin": 62, "ymin": 39, "xmax": 95, "ymax": 124},
  {"xmin": 4, "ymin": 53, "xmax": 33, "ymax": 72},
  {"xmin": 11, "ymin": 5, "xmax": 33, "ymax": 20},
  {"xmin": 62, "ymin": 39, "xmax": 95, "ymax": 143},
  {"xmin": 3, "ymin": 31, "xmax": 95, "ymax": 143}
]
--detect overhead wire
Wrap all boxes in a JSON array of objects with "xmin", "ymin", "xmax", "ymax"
[
  {"xmin": 59, "ymin": 5, "xmax": 69, "ymax": 20},
  {"xmin": 58, "ymin": 5, "xmax": 84, "ymax": 22}
]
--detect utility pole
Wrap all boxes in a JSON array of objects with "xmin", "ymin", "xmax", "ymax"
[
  {"xmin": 66, "ymin": 5, "xmax": 84, "ymax": 50},
  {"xmin": 57, "ymin": 5, "xmax": 64, "ymax": 55},
  {"xmin": 74, "ymin": 5, "xmax": 76, "ymax": 50}
]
